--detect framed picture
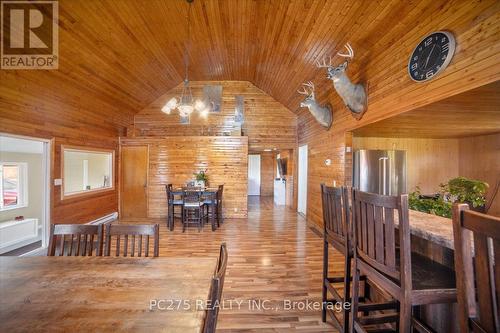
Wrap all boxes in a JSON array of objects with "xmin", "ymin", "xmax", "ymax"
[{"xmin": 203, "ymin": 85, "xmax": 222, "ymax": 112}]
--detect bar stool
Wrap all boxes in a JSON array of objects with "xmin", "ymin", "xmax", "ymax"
[
  {"xmin": 321, "ymin": 184, "xmax": 389, "ymax": 332},
  {"xmin": 452, "ymin": 203, "xmax": 500, "ymax": 333},
  {"xmin": 166, "ymin": 184, "xmax": 183, "ymax": 231},
  {"xmin": 350, "ymin": 189, "xmax": 457, "ymax": 333}
]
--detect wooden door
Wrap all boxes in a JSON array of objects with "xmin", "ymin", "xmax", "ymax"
[{"xmin": 120, "ymin": 146, "xmax": 148, "ymax": 218}]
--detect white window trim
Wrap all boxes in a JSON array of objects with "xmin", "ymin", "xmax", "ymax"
[{"xmin": 0, "ymin": 162, "xmax": 29, "ymax": 212}]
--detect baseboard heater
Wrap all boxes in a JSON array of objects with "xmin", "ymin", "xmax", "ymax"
[{"xmin": 86, "ymin": 212, "xmax": 118, "ymax": 225}]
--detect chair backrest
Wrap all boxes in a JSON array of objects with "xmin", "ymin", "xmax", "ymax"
[
  {"xmin": 166, "ymin": 184, "xmax": 173, "ymax": 202},
  {"xmin": 351, "ymin": 189, "xmax": 411, "ymax": 284},
  {"xmin": 453, "ymin": 203, "xmax": 500, "ymax": 333},
  {"xmin": 203, "ymin": 243, "xmax": 228, "ymax": 333},
  {"xmin": 321, "ymin": 184, "xmax": 349, "ymax": 250},
  {"xmin": 184, "ymin": 189, "xmax": 202, "ymax": 204},
  {"xmin": 217, "ymin": 185, "xmax": 224, "ymax": 203},
  {"xmin": 104, "ymin": 224, "xmax": 159, "ymax": 257},
  {"xmin": 47, "ymin": 224, "xmax": 103, "ymax": 256}
]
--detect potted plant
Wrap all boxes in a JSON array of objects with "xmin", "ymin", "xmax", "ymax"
[
  {"xmin": 441, "ymin": 177, "xmax": 489, "ymax": 213},
  {"xmin": 193, "ymin": 170, "xmax": 208, "ymax": 188},
  {"xmin": 409, "ymin": 177, "xmax": 489, "ymax": 218}
]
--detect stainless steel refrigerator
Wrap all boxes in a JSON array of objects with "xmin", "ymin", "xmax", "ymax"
[{"xmin": 353, "ymin": 150, "xmax": 407, "ymax": 195}]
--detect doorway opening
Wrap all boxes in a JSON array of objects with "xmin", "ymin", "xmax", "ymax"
[
  {"xmin": 248, "ymin": 154, "xmax": 261, "ymax": 196},
  {"xmin": 0, "ymin": 134, "xmax": 51, "ymax": 256},
  {"xmin": 297, "ymin": 145, "xmax": 308, "ymax": 216}
]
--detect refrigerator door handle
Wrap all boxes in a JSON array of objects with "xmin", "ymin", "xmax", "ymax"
[{"xmin": 379, "ymin": 157, "xmax": 388, "ymax": 195}]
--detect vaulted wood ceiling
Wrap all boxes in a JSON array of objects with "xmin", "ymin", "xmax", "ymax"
[{"xmin": 1, "ymin": 0, "xmax": 498, "ymax": 132}]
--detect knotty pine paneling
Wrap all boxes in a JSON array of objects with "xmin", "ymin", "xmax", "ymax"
[
  {"xmin": 459, "ymin": 133, "xmax": 500, "ymax": 217},
  {"xmin": 129, "ymin": 81, "xmax": 297, "ymax": 151},
  {"xmin": 352, "ymin": 137, "xmax": 460, "ymax": 194},
  {"xmin": 298, "ymin": 0, "xmax": 500, "ymax": 227},
  {"xmin": 120, "ymin": 136, "xmax": 248, "ymax": 219},
  {"xmin": 0, "ymin": 78, "xmax": 123, "ymax": 225}
]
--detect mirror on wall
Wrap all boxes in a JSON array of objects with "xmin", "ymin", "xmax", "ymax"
[{"xmin": 62, "ymin": 146, "xmax": 114, "ymax": 199}]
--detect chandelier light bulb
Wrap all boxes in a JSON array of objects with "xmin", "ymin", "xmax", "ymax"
[
  {"xmin": 161, "ymin": 105, "xmax": 171, "ymax": 114},
  {"xmin": 166, "ymin": 97, "xmax": 178, "ymax": 109},
  {"xmin": 194, "ymin": 99, "xmax": 206, "ymax": 112}
]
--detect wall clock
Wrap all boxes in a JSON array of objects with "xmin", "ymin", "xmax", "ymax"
[{"xmin": 408, "ymin": 31, "xmax": 456, "ymax": 82}]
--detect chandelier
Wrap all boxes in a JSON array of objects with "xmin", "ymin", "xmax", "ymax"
[{"xmin": 161, "ymin": 0, "xmax": 207, "ymax": 119}]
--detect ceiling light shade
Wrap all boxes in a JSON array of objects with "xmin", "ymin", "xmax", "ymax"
[
  {"xmin": 194, "ymin": 99, "xmax": 206, "ymax": 111},
  {"xmin": 161, "ymin": 105, "xmax": 171, "ymax": 114},
  {"xmin": 166, "ymin": 97, "xmax": 178, "ymax": 109}
]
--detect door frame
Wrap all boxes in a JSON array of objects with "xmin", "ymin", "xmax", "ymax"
[
  {"xmin": 119, "ymin": 144, "xmax": 149, "ymax": 218},
  {"xmin": 247, "ymin": 154, "xmax": 261, "ymax": 196},
  {"xmin": 297, "ymin": 144, "xmax": 308, "ymax": 216},
  {"xmin": 0, "ymin": 132, "xmax": 52, "ymax": 252}
]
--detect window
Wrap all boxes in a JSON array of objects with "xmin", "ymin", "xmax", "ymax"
[
  {"xmin": 0, "ymin": 162, "xmax": 28, "ymax": 211},
  {"xmin": 62, "ymin": 146, "xmax": 114, "ymax": 199}
]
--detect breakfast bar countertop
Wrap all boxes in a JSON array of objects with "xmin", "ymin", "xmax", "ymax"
[{"xmin": 406, "ymin": 210, "xmax": 454, "ymax": 250}]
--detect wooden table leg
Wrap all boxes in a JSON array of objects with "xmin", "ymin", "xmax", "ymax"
[{"xmin": 211, "ymin": 199, "xmax": 216, "ymax": 231}]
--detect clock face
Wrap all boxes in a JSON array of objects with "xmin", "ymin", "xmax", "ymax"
[{"xmin": 408, "ymin": 31, "xmax": 456, "ymax": 82}]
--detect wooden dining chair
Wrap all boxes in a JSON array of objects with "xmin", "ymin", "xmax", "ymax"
[
  {"xmin": 321, "ymin": 184, "xmax": 374, "ymax": 332},
  {"xmin": 453, "ymin": 203, "xmax": 500, "ymax": 333},
  {"xmin": 104, "ymin": 224, "xmax": 159, "ymax": 257},
  {"xmin": 166, "ymin": 184, "xmax": 183, "ymax": 231},
  {"xmin": 350, "ymin": 189, "xmax": 457, "ymax": 333},
  {"xmin": 216, "ymin": 185, "xmax": 224, "ymax": 225},
  {"xmin": 183, "ymin": 189, "xmax": 206, "ymax": 232},
  {"xmin": 47, "ymin": 224, "xmax": 103, "ymax": 256},
  {"xmin": 203, "ymin": 243, "xmax": 228, "ymax": 333}
]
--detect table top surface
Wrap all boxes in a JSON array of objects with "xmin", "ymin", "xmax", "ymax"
[
  {"xmin": 407, "ymin": 210, "xmax": 454, "ymax": 250},
  {"xmin": 0, "ymin": 256, "xmax": 216, "ymax": 333}
]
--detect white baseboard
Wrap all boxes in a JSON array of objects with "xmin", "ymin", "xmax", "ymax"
[{"xmin": 86, "ymin": 212, "xmax": 118, "ymax": 225}]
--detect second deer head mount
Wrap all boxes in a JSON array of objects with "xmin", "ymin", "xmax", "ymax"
[
  {"xmin": 316, "ymin": 43, "xmax": 368, "ymax": 120},
  {"xmin": 297, "ymin": 81, "xmax": 333, "ymax": 129}
]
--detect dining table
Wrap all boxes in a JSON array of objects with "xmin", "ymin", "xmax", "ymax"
[
  {"xmin": 0, "ymin": 256, "xmax": 216, "ymax": 333},
  {"xmin": 169, "ymin": 187, "xmax": 219, "ymax": 231}
]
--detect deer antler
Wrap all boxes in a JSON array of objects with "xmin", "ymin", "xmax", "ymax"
[
  {"xmin": 297, "ymin": 82, "xmax": 315, "ymax": 98},
  {"xmin": 315, "ymin": 56, "xmax": 333, "ymax": 68},
  {"xmin": 297, "ymin": 86, "xmax": 310, "ymax": 95},
  {"xmin": 337, "ymin": 43, "xmax": 354, "ymax": 60}
]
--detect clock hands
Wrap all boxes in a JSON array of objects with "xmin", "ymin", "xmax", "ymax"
[{"xmin": 424, "ymin": 44, "xmax": 436, "ymax": 69}]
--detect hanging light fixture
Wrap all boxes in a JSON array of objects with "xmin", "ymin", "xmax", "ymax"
[{"xmin": 162, "ymin": 0, "xmax": 207, "ymax": 120}]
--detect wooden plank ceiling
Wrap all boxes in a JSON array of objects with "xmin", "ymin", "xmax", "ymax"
[
  {"xmin": 352, "ymin": 80, "xmax": 500, "ymax": 138},
  {"xmin": 3, "ymin": 0, "xmax": 464, "ymax": 128}
]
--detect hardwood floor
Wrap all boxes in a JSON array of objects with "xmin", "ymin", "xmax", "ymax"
[{"xmin": 119, "ymin": 196, "xmax": 342, "ymax": 332}]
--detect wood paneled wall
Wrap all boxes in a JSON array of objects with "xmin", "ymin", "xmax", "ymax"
[
  {"xmin": 129, "ymin": 81, "xmax": 297, "ymax": 151},
  {"xmin": 298, "ymin": 1, "xmax": 500, "ymax": 227},
  {"xmin": 0, "ymin": 73, "xmax": 126, "ymax": 225},
  {"xmin": 459, "ymin": 133, "xmax": 500, "ymax": 217},
  {"xmin": 352, "ymin": 137, "xmax": 460, "ymax": 194},
  {"xmin": 120, "ymin": 136, "xmax": 248, "ymax": 219},
  {"xmin": 260, "ymin": 152, "xmax": 275, "ymax": 197}
]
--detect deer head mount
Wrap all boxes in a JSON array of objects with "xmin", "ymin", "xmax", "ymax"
[
  {"xmin": 316, "ymin": 43, "xmax": 367, "ymax": 120},
  {"xmin": 297, "ymin": 81, "xmax": 333, "ymax": 129}
]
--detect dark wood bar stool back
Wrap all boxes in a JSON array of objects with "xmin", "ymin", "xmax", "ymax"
[
  {"xmin": 104, "ymin": 224, "xmax": 159, "ymax": 257},
  {"xmin": 321, "ymin": 184, "xmax": 351, "ymax": 331},
  {"xmin": 217, "ymin": 185, "xmax": 224, "ymax": 225},
  {"xmin": 166, "ymin": 184, "xmax": 183, "ymax": 231},
  {"xmin": 183, "ymin": 189, "xmax": 206, "ymax": 232},
  {"xmin": 350, "ymin": 189, "xmax": 456, "ymax": 333},
  {"xmin": 48, "ymin": 224, "xmax": 103, "ymax": 256},
  {"xmin": 453, "ymin": 203, "xmax": 500, "ymax": 333},
  {"xmin": 203, "ymin": 243, "xmax": 228, "ymax": 333}
]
